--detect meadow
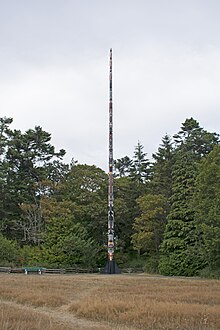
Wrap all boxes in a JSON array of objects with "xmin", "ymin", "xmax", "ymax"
[{"xmin": 0, "ymin": 273, "xmax": 219, "ymax": 330}]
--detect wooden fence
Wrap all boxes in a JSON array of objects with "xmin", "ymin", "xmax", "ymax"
[{"xmin": 0, "ymin": 266, "xmax": 143, "ymax": 274}]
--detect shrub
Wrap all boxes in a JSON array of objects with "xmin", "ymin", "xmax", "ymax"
[
  {"xmin": 0, "ymin": 234, "xmax": 20, "ymax": 266},
  {"xmin": 199, "ymin": 267, "xmax": 220, "ymax": 279},
  {"xmin": 143, "ymin": 255, "xmax": 159, "ymax": 274}
]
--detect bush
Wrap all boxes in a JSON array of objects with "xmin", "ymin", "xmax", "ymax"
[
  {"xmin": 143, "ymin": 255, "xmax": 159, "ymax": 274},
  {"xmin": 199, "ymin": 267, "xmax": 220, "ymax": 279},
  {"xmin": 114, "ymin": 252, "xmax": 130, "ymax": 266},
  {"xmin": 0, "ymin": 234, "xmax": 20, "ymax": 266},
  {"xmin": 20, "ymin": 245, "xmax": 44, "ymax": 267},
  {"xmin": 120, "ymin": 253, "xmax": 146, "ymax": 270},
  {"xmin": 159, "ymin": 249, "xmax": 206, "ymax": 276}
]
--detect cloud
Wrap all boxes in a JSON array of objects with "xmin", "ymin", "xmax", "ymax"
[{"xmin": 0, "ymin": 1, "xmax": 220, "ymax": 170}]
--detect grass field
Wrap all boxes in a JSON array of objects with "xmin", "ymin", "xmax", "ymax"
[{"xmin": 0, "ymin": 273, "xmax": 219, "ymax": 330}]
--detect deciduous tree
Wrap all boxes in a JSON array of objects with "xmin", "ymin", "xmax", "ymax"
[{"xmin": 132, "ymin": 194, "xmax": 168, "ymax": 255}]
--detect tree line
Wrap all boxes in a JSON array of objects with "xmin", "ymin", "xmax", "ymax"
[{"xmin": 0, "ymin": 116, "xmax": 219, "ymax": 277}]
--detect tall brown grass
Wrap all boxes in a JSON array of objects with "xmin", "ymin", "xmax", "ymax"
[
  {"xmin": 69, "ymin": 276, "xmax": 220, "ymax": 330},
  {"xmin": 0, "ymin": 302, "xmax": 71, "ymax": 330},
  {"xmin": 0, "ymin": 274, "xmax": 219, "ymax": 330}
]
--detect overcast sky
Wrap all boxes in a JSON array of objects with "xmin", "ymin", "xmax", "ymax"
[{"xmin": 0, "ymin": 0, "xmax": 220, "ymax": 171}]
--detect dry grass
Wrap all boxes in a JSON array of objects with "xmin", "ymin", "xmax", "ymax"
[
  {"xmin": 0, "ymin": 273, "xmax": 219, "ymax": 330},
  {"xmin": 0, "ymin": 275, "xmax": 70, "ymax": 307},
  {"xmin": 69, "ymin": 276, "xmax": 220, "ymax": 329},
  {"xmin": 0, "ymin": 302, "xmax": 71, "ymax": 330}
]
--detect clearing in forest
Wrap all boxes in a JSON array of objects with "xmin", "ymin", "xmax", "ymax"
[{"xmin": 0, "ymin": 273, "xmax": 219, "ymax": 330}]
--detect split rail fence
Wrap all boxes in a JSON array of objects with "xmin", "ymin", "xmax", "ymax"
[{"xmin": 0, "ymin": 266, "xmax": 143, "ymax": 275}]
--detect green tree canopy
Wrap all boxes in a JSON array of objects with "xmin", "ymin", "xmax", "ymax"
[
  {"xmin": 151, "ymin": 134, "xmax": 174, "ymax": 198},
  {"xmin": 159, "ymin": 118, "xmax": 219, "ymax": 276},
  {"xmin": 0, "ymin": 118, "xmax": 67, "ymax": 242},
  {"xmin": 0, "ymin": 234, "xmax": 19, "ymax": 266},
  {"xmin": 60, "ymin": 164, "xmax": 108, "ymax": 246},
  {"xmin": 132, "ymin": 194, "xmax": 168, "ymax": 255},
  {"xmin": 193, "ymin": 145, "xmax": 220, "ymax": 271},
  {"xmin": 130, "ymin": 141, "xmax": 152, "ymax": 184}
]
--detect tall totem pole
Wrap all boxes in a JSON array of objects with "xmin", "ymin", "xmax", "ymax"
[{"xmin": 103, "ymin": 49, "xmax": 120, "ymax": 274}]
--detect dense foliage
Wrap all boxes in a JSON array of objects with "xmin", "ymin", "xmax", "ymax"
[{"xmin": 0, "ymin": 116, "xmax": 219, "ymax": 277}]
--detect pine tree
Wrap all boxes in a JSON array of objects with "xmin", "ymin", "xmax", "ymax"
[
  {"xmin": 159, "ymin": 149, "xmax": 200, "ymax": 276},
  {"xmin": 193, "ymin": 145, "xmax": 220, "ymax": 273},
  {"xmin": 151, "ymin": 134, "xmax": 174, "ymax": 198},
  {"xmin": 130, "ymin": 141, "xmax": 152, "ymax": 184},
  {"xmin": 159, "ymin": 118, "xmax": 219, "ymax": 276},
  {"xmin": 115, "ymin": 156, "xmax": 132, "ymax": 177},
  {"xmin": 114, "ymin": 176, "xmax": 141, "ymax": 252},
  {"xmin": 173, "ymin": 117, "xmax": 219, "ymax": 157},
  {"xmin": 0, "ymin": 120, "xmax": 66, "ymax": 242}
]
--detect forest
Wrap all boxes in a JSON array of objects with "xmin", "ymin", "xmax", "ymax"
[{"xmin": 0, "ymin": 116, "xmax": 219, "ymax": 277}]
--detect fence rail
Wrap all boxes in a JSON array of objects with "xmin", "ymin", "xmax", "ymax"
[
  {"xmin": 0, "ymin": 266, "xmax": 144, "ymax": 275},
  {"xmin": 44, "ymin": 268, "xmax": 65, "ymax": 274},
  {"xmin": 0, "ymin": 266, "xmax": 98, "ymax": 274},
  {"xmin": 0, "ymin": 267, "xmax": 11, "ymax": 273}
]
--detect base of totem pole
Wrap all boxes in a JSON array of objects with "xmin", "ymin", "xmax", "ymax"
[{"xmin": 102, "ymin": 260, "xmax": 121, "ymax": 274}]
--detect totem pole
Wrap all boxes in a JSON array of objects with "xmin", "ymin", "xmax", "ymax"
[{"xmin": 103, "ymin": 49, "xmax": 120, "ymax": 274}]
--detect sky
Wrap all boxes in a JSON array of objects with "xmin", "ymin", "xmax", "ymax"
[{"xmin": 0, "ymin": 0, "xmax": 220, "ymax": 171}]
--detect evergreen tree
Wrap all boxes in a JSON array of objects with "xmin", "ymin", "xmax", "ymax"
[
  {"xmin": 0, "ymin": 117, "xmax": 13, "ymax": 232},
  {"xmin": 173, "ymin": 117, "xmax": 219, "ymax": 156},
  {"xmin": 114, "ymin": 176, "xmax": 141, "ymax": 252},
  {"xmin": 0, "ymin": 120, "xmax": 66, "ymax": 242},
  {"xmin": 151, "ymin": 134, "xmax": 174, "ymax": 198},
  {"xmin": 193, "ymin": 145, "xmax": 220, "ymax": 273},
  {"xmin": 0, "ymin": 117, "xmax": 13, "ymax": 158},
  {"xmin": 130, "ymin": 141, "xmax": 152, "ymax": 184},
  {"xmin": 115, "ymin": 156, "xmax": 132, "ymax": 177},
  {"xmin": 159, "ymin": 149, "xmax": 200, "ymax": 276},
  {"xmin": 159, "ymin": 118, "xmax": 219, "ymax": 276}
]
